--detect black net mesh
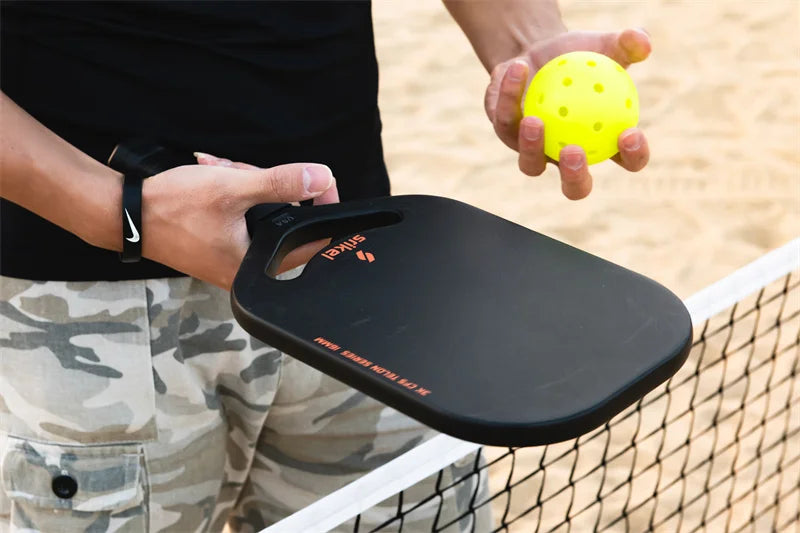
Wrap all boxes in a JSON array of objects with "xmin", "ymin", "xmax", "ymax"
[{"xmin": 347, "ymin": 270, "xmax": 799, "ymax": 533}]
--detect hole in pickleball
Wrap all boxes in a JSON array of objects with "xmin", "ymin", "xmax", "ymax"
[
  {"xmin": 588, "ymin": 150, "xmax": 598, "ymax": 155},
  {"xmin": 616, "ymin": 65, "xmax": 625, "ymax": 72},
  {"xmin": 587, "ymin": 60, "xmax": 597, "ymax": 67},
  {"xmin": 594, "ymin": 83, "xmax": 604, "ymax": 93},
  {"xmin": 626, "ymin": 98, "xmax": 632, "ymax": 109},
  {"xmin": 558, "ymin": 142, "xmax": 566, "ymax": 149},
  {"xmin": 563, "ymin": 77, "xmax": 572, "ymax": 87},
  {"xmin": 558, "ymin": 59, "xmax": 567, "ymax": 66},
  {"xmin": 593, "ymin": 122, "xmax": 603, "ymax": 132},
  {"xmin": 538, "ymin": 93, "xmax": 545, "ymax": 104},
  {"xmin": 559, "ymin": 106, "xmax": 568, "ymax": 117}
]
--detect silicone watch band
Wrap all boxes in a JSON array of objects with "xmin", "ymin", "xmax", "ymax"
[{"xmin": 119, "ymin": 174, "xmax": 144, "ymax": 263}]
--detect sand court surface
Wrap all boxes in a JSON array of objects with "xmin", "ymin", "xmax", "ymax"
[
  {"xmin": 371, "ymin": 1, "xmax": 799, "ymax": 531},
  {"xmin": 373, "ymin": 0, "xmax": 799, "ymax": 299}
]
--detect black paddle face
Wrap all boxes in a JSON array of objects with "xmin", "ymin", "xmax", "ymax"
[
  {"xmin": 106, "ymin": 140, "xmax": 692, "ymax": 446},
  {"xmin": 233, "ymin": 195, "xmax": 692, "ymax": 446}
]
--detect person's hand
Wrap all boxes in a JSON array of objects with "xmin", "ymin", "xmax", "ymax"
[
  {"xmin": 485, "ymin": 28, "xmax": 652, "ymax": 199},
  {"xmin": 195, "ymin": 152, "xmax": 340, "ymax": 277},
  {"xmin": 141, "ymin": 155, "xmax": 339, "ymax": 290}
]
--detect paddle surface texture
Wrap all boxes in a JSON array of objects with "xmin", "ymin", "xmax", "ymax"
[{"xmin": 233, "ymin": 196, "xmax": 693, "ymax": 446}]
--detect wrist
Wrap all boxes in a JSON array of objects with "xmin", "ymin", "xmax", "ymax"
[
  {"xmin": 0, "ymin": 93, "xmax": 125, "ymax": 252},
  {"xmin": 445, "ymin": 0, "xmax": 567, "ymax": 73},
  {"xmin": 78, "ymin": 163, "xmax": 124, "ymax": 252},
  {"xmin": 28, "ymin": 145, "xmax": 125, "ymax": 251},
  {"xmin": 486, "ymin": 23, "xmax": 568, "ymax": 73},
  {"xmin": 139, "ymin": 173, "xmax": 171, "ymax": 265}
]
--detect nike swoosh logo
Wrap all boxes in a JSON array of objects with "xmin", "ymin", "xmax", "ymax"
[{"xmin": 124, "ymin": 209, "xmax": 140, "ymax": 243}]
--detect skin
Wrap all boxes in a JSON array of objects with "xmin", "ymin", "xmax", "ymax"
[
  {"xmin": 0, "ymin": 1, "xmax": 651, "ymax": 292},
  {"xmin": 445, "ymin": 0, "xmax": 652, "ymax": 200},
  {"xmin": 0, "ymin": 94, "xmax": 339, "ymax": 290}
]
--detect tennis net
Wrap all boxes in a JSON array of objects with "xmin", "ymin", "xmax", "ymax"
[{"xmin": 263, "ymin": 239, "xmax": 799, "ymax": 533}]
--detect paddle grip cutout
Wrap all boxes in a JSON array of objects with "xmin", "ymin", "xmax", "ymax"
[{"xmin": 243, "ymin": 204, "xmax": 403, "ymax": 279}]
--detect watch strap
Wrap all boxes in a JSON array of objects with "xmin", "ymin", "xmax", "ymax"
[{"xmin": 119, "ymin": 173, "xmax": 144, "ymax": 263}]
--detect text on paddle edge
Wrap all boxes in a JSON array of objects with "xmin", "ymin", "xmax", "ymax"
[{"xmin": 313, "ymin": 337, "xmax": 432, "ymax": 397}]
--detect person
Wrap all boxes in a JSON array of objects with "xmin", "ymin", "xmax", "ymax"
[{"xmin": 0, "ymin": 1, "xmax": 651, "ymax": 531}]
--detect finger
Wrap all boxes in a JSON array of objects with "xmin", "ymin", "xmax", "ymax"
[
  {"xmin": 539, "ymin": 29, "xmax": 651, "ymax": 68},
  {"xmin": 195, "ymin": 152, "xmax": 233, "ymax": 167},
  {"xmin": 611, "ymin": 128, "xmax": 650, "ymax": 172},
  {"xmin": 313, "ymin": 177, "xmax": 340, "ymax": 206},
  {"xmin": 195, "ymin": 152, "xmax": 259, "ymax": 170},
  {"xmin": 617, "ymin": 28, "xmax": 651, "ymax": 64},
  {"xmin": 277, "ymin": 239, "xmax": 331, "ymax": 274},
  {"xmin": 517, "ymin": 116, "xmax": 547, "ymax": 176},
  {"xmin": 485, "ymin": 61, "xmax": 511, "ymax": 122},
  {"xmin": 601, "ymin": 28, "xmax": 651, "ymax": 67},
  {"xmin": 493, "ymin": 59, "xmax": 529, "ymax": 150},
  {"xmin": 558, "ymin": 146, "xmax": 592, "ymax": 200},
  {"xmin": 241, "ymin": 163, "xmax": 335, "ymax": 205}
]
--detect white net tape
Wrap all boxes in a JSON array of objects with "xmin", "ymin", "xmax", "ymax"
[{"xmin": 263, "ymin": 238, "xmax": 800, "ymax": 533}]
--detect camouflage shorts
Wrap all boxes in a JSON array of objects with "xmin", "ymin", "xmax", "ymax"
[{"xmin": 0, "ymin": 276, "xmax": 488, "ymax": 532}]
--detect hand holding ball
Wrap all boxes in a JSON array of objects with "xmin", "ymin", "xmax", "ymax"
[{"xmin": 522, "ymin": 51, "xmax": 639, "ymax": 165}]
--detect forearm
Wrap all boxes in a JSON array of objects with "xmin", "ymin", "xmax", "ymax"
[
  {"xmin": 443, "ymin": 0, "xmax": 567, "ymax": 72},
  {"xmin": 0, "ymin": 92, "xmax": 122, "ymax": 251}
]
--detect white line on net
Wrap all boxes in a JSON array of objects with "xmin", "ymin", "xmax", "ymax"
[
  {"xmin": 684, "ymin": 237, "xmax": 799, "ymax": 324},
  {"xmin": 261, "ymin": 237, "xmax": 800, "ymax": 533}
]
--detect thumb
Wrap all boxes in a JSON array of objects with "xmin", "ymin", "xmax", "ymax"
[
  {"xmin": 485, "ymin": 60, "xmax": 512, "ymax": 123},
  {"xmin": 241, "ymin": 163, "xmax": 335, "ymax": 205}
]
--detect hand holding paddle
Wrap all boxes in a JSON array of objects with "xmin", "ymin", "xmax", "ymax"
[{"xmin": 140, "ymin": 161, "xmax": 338, "ymax": 290}]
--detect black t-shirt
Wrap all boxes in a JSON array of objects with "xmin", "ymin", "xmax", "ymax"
[{"xmin": 0, "ymin": 1, "xmax": 389, "ymax": 281}]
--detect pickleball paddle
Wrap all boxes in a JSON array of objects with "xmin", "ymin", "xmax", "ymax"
[{"xmin": 110, "ymin": 141, "xmax": 693, "ymax": 447}]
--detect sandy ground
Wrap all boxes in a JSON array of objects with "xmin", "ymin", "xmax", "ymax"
[
  {"xmin": 372, "ymin": 0, "xmax": 799, "ymax": 300},
  {"xmin": 371, "ymin": 1, "xmax": 799, "ymax": 531}
]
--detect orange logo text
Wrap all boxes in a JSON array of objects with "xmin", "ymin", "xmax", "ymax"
[
  {"xmin": 312, "ymin": 336, "xmax": 431, "ymax": 397},
  {"xmin": 321, "ymin": 235, "xmax": 367, "ymax": 261}
]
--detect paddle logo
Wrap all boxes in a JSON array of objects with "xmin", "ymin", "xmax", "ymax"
[
  {"xmin": 321, "ymin": 234, "xmax": 374, "ymax": 262},
  {"xmin": 356, "ymin": 250, "xmax": 375, "ymax": 263}
]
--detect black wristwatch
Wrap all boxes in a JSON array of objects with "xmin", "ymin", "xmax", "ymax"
[{"xmin": 108, "ymin": 140, "xmax": 195, "ymax": 263}]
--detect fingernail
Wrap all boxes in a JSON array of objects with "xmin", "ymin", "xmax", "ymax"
[
  {"xmin": 194, "ymin": 152, "xmax": 234, "ymax": 167},
  {"xmin": 622, "ymin": 28, "xmax": 651, "ymax": 58},
  {"xmin": 508, "ymin": 60, "xmax": 527, "ymax": 82},
  {"xmin": 302, "ymin": 165, "xmax": 333, "ymax": 194},
  {"xmin": 194, "ymin": 151, "xmax": 216, "ymax": 162},
  {"xmin": 562, "ymin": 152, "xmax": 584, "ymax": 171},
  {"xmin": 522, "ymin": 120, "xmax": 541, "ymax": 142},
  {"xmin": 621, "ymin": 132, "xmax": 641, "ymax": 151}
]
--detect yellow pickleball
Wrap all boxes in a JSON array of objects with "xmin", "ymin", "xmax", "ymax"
[{"xmin": 523, "ymin": 51, "xmax": 639, "ymax": 165}]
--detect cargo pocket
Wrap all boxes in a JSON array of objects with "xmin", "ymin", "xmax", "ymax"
[{"xmin": 1, "ymin": 436, "xmax": 147, "ymax": 532}]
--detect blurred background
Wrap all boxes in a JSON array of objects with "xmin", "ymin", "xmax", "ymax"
[{"xmin": 372, "ymin": 0, "xmax": 799, "ymax": 299}]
